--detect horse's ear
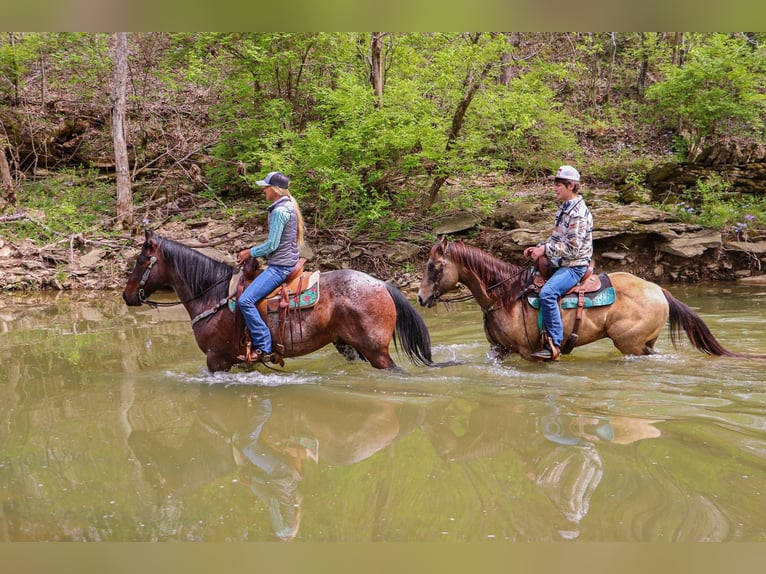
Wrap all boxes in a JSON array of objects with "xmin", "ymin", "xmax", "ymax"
[
  {"xmin": 439, "ymin": 235, "xmax": 449, "ymax": 251},
  {"xmin": 143, "ymin": 229, "xmax": 159, "ymax": 252}
]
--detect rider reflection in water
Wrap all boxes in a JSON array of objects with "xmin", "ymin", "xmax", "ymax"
[
  {"xmin": 238, "ymin": 398, "xmax": 303, "ymax": 541},
  {"xmin": 236, "ymin": 171, "xmax": 306, "ymax": 363}
]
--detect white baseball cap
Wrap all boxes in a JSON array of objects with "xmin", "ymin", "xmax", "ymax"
[{"xmin": 554, "ymin": 165, "xmax": 580, "ymax": 182}]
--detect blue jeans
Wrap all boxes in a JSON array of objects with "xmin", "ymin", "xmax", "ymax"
[
  {"xmin": 239, "ymin": 264, "xmax": 292, "ymax": 353},
  {"xmin": 539, "ymin": 265, "xmax": 588, "ymax": 347}
]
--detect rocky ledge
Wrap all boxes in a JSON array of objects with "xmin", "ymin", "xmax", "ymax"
[
  {"xmin": 474, "ymin": 197, "xmax": 766, "ymax": 285},
  {"xmin": 1, "ymin": 192, "xmax": 765, "ymax": 292}
]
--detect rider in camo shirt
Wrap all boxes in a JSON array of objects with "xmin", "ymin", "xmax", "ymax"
[{"xmin": 523, "ymin": 165, "xmax": 593, "ymax": 361}]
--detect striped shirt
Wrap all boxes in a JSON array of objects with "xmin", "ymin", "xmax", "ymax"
[{"xmin": 541, "ymin": 196, "xmax": 593, "ymax": 268}]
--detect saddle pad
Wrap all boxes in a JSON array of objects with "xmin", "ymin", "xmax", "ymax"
[
  {"xmin": 228, "ymin": 270, "xmax": 320, "ymax": 313},
  {"xmin": 527, "ymin": 286, "xmax": 616, "ymax": 310},
  {"xmin": 265, "ymin": 270, "xmax": 321, "ymax": 312}
]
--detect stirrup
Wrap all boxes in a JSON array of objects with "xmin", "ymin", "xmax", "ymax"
[
  {"xmin": 533, "ymin": 332, "xmax": 561, "ymax": 361},
  {"xmin": 531, "ymin": 346, "xmax": 561, "ymax": 361},
  {"xmin": 237, "ymin": 346, "xmax": 269, "ymax": 363}
]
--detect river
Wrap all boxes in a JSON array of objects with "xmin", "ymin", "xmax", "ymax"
[{"xmin": 1, "ymin": 283, "xmax": 765, "ymax": 542}]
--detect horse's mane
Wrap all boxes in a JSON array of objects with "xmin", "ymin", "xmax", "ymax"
[
  {"xmin": 447, "ymin": 241, "xmax": 530, "ymax": 310},
  {"xmin": 155, "ymin": 235, "xmax": 233, "ymax": 301}
]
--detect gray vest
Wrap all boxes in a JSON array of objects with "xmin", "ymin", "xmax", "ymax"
[{"xmin": 266, "ymin": 196, "xmax": 300, "ymax": 267}]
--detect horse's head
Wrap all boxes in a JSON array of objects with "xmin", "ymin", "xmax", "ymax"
[
  {"xmin": 417, "ymin": 236, "xmax": 460, "ymax": 308},
  {"xmin": 122, "ymin": 230, "xmax": 167, "ymax": 306}
]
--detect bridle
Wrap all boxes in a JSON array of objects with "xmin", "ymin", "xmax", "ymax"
[
  {"xmin": 427, "ymin": 243, "xmax": 526, "ymax": 306},
  {"xmin": 427, "ymin": 241, "xmax": 537, "ymax": 353},
  {"xmin": 135, "ymin": 252, "xmax": 234, "ymax": 319},
  {"xmin": 426, "ymin": 243, "xmax": 473, "ymax": 304},
  {"xmin": 136, "ymin": 255, "xmax": 158, "ymax": 305}
]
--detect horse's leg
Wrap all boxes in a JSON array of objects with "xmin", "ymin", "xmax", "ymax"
[
  {"xmin": 603, "ymin": 311, "xmax": 666, "ymax": 356},
  {"xmin": 333, "ymin": 339, "xmax": 367, "ymax": 362},
  {"xmin": 365, "ymin": 352, "xmax": 398, "ymax": 370},
  {"xmin": 341, "ymin": 329, "xmax": 398, "ymax": 369},
  {"xmin": 610, "ymin": 332, "xmax": 660, "ymax": 355},
  {"xmin": 335, "ymin": 332, "xmax": 397, "ymax": 369},
  {"xmin": 339, "ymin": 318, "xmax": 399, "ymax": 370},
  {"xmin": 206, "ymin": 352, "xmax": 234, "ymax": 372},
  {"xmin": 603, "ymin": 274, "xmax": 668, "ymax": 356}
]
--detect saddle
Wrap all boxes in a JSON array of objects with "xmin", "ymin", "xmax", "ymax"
[
  {"xmin": 232, "ymin": 257, "xmax": 320, "ymax": 365},
  {"xmin": 526, "ymin": 257, "xmax": 615, "ymax": 355}
]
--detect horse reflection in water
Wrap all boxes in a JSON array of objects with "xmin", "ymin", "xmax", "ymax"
[
  {"xmin": 419, "ymin": 399, "xmax": 662, "ymax": 539},
  {"xmin": 127, "ymin": 383, "xmax": 663, "ymax": 541},
  {"xmin": 127, "ymin": 385, "xmax": 425, "ymax": 541}
]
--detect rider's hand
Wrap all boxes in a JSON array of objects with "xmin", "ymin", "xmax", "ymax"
[
  {"xmin": 524, "ymin": 246, "xmax": 544, "ymax": 260},
  {"xmin": 237, "ymin": 249, "xmax": 251, "ymax": 266}
]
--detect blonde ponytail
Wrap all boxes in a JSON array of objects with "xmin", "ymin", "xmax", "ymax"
[{"xmin": 271, "ymin": 186, "xmax": 305, "ymax": 247}]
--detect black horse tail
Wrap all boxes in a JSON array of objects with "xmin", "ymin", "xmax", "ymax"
[
  {"xmin": 386, "ymin": 283, "xmax": 434, "ymax": 366},
  {"xmin": 385, "ymin": 283, "xmax": 457, "ymax": 367},
  {"xmin": 663, "ymin": 288, "xmax": 766, "ymax": 358}
]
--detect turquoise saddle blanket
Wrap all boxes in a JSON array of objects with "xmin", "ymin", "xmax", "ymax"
[{"xmin": 527, "ymin": 286, "xmax": 616, "ymax": 310}]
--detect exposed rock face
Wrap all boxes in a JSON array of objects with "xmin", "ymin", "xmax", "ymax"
[
  {"xmin": 464, "ymin": 196, "xmax": 765, "ymax": 284},
  {"xmin": 647, "ymin": 143, "xmax": 766, "ymax": 198}
]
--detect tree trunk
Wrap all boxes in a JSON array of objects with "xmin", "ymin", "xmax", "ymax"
[
  {"xmin": 8, "ymin": 33, "xmax": 20, "ymax": 105},
  {"xmin": 370, "ymin": 32, "xmax": 385, "ymax": 107},
  {"xmin": 636, "ymin": 33, "xmax": 649, "ymax": 97},
  {"xmin": 604, "ymin": 32, "xmax": 617, "ymax": 104},
  {"xmin": 498, "ymin": 32, "xmax": 520, "ymax": 86},
  {"xmin": 672, "ymin": 32, "xmax": 685, "ymax": 66},
  {"xmin": 426, "ymin": 58, "xmax": 493, "ymax": 208},
  {"xmin": 112, "ymin": 32, "xmax": 133, "ymax": 229},
  {"xmin": 38, "ymin": 43, "xmax": 48, "ymax": 106},
  {"xmin": 0, "ymin": 137, "xmax": 16, "ymax": 204}
]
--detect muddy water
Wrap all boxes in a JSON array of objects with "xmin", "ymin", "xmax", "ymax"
[{"xmin": 1, "ymin": 284, "xmax": 765, "ymax": 541}]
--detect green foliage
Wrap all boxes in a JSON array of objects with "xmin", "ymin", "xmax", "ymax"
[
  {"xmin": 3, "ymin": 32, "xmax": 766, "ymax": 243},
  {"xmin": 671, "ymin": 173, "xmax": 765, "ymax": 235},
  {"xmin": 478, "ymin": 64, "xmax": 581, "ymax": 178},
  {"xmin": 201, "ymin": 32, "xmax": 585, "ymax": 233},
  {"xmin": 0, "ymin": 33, "xmax": 40, "ymax": 101},
  {"xmin": 646, "ymin": 34, "xmax": 766, "ymax": 161},
  {"xmin": 12, "ymin": 170, "xmax": 116, "ymax": 244}
]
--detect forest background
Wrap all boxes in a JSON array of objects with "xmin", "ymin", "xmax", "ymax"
[{"xmin": 1, "ymin": 32, "xmax": 765, "ymax": 288}]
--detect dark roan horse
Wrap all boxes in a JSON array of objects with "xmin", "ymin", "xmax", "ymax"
[
  {"xmin": 123, "ymin": 231, "xmax": 444, "ymax": 372},
  {"xmin": 417, "ymin": 237, "xmax": 766, "ymax": 361}
]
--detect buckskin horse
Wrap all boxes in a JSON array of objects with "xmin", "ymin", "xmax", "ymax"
[
  {"xmin": 123, "ymin": 230, "xmax": 444, "ymax": 372},
  {"xmin": 417, "ymin": 237, "xmax": 765, "ymax": 362}
]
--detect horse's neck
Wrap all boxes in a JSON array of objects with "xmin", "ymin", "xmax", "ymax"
[
  {"xmin": 458, "ymin": 257, "xmax": 523, "ymax": 308},
  {"xmin": 168, "ymin": 266, "xmax": 228, "ymax": 320}
]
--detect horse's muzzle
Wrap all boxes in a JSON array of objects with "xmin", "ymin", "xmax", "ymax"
[
  {"xmin": 417, "ymin": 293, "xmax": 435, "ymax": 308},
  {"xmin": 122, "ymin": 291, "xmax": 141, "ymax": 306}
]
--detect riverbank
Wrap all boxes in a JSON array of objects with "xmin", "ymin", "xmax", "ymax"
[{"xmin": 1, "ymin": 184, "xmax": 765, "ymax": 293}]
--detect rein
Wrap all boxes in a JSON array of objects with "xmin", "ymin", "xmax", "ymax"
[
  {"xmin": 433, "ymin": 250, "xmax": 528, "ymax": 306},
  {"xmin": 436, "ymin": 291, "xmax": 475, "ymax": 304}
]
